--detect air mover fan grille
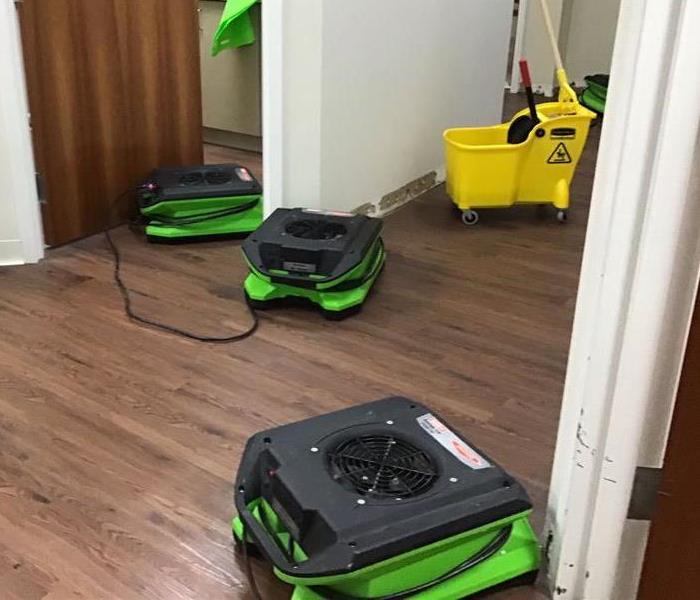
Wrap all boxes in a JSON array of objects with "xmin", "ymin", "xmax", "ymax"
[
  {"xmin": 179, "ymin": 172, "xmax": 204, "ymax": 186},
  {"xmin": 328, "ymin": 435, "xmax": 438, "ymax": 499},
  {"xmin": 285, "ymin": 219, "xmax": 347, "ymax": 241},
  {"xmin": 205, "ymin": 170, "xmax": 232, "ymax": 185}
]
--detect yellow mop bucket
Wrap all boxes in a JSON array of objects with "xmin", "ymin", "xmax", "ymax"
[
  {"xmin": 444, "ymin": 0, "xmax": 596, "ymax": 225},
  {"xmin": 444, "ymin": 71, "xmax": 595, "ymax": 225}
]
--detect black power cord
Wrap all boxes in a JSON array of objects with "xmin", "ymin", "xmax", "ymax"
[
  {"xmin": 104, "ymin": 189, "xmax": 258, "ymax": 344},
  {"xmin": 145, "ymin": 198, "xmax": 260, "ymax": 226},
  {"xmin": 241, "ymin": 524, "xmax": 513, "ymax": 600},
  {"xmin": 313, "ymin": 525, "xmax": 513, "ymax": 600}
]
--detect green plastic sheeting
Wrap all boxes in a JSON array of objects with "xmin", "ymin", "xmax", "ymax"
[{"xmin": 211, "ymin": 0, "xmax": 259, "ymax": 56}]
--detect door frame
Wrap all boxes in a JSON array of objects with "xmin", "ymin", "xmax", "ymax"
[
  {"xmin": 260, "ymin": 0, "xmax": 284, "ymax": 216},
  {"xmin": 545, "ymin": 0, "xmax": 700, "ymax": 597},
  {"xmin": 0, "ymin": 0, "xmax": 43, "ymax": 265},
  {"xmin": 508, "ymin": 0, "xmax": 529, "ymax": 94},
  {"xmin": 636, "ymin": 284, "xmax": 700, "ymax": 598},
  {"xmin": 5, "ymin": 0, "xmax": 700, "ymax": 596}
]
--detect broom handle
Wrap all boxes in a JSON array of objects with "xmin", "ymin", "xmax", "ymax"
[{"xmin": 537, "ymin": 0, "xmax": 564, "ymax": 72}]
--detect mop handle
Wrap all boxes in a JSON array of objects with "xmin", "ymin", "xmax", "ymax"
[
  {"xmin": 537, "ymin": 0, "xmax": 564, "ymax": 72},
  {"xmin": 519, "ymin": 59, "xmax": 539, "ymax": 122}
]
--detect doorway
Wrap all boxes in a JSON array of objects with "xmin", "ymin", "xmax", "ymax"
[
  {"xmin": 199, "ymin": 1, "xmax": 263, "ymax": 181},
  {"xmin": 17, "ymin": 0, "xmax": 263, "ymax": 247},
  {"xmin": 17, "ymin": 0, "xmax": 204, "ymax": 246},
  {"xmin": 637, "ymin": 293, "xmax": 700, "ymax": 599}
]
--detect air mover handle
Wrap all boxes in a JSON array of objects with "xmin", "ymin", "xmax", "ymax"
[
  {"xmin": 236, "ymin": 502, "xmax": 351, "ymax": 577},
  {"xmin": 519, "ymin": 59, "xmax": 539, "ymax": 123},
  {"xmin": 238, "ymin": 507, "xmax": 299, "ymax": 571}
]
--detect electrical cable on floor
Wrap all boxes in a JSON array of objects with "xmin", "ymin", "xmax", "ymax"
[
  {"xmin": 314, "ymin": 525, "xmax": 513, "ymax": 600},
  {"xmin": 103, "ymin": 190, "xmax": 259, "ymax": 344},
  {"xmin": 240, "ymin": 524, "xmax": 513, "ymax": 600},
  {"xmin": 144, "ymin": 198, "xmax": 260, "ymax": 226}
]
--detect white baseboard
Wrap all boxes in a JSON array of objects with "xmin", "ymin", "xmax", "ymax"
[
  {"xmin": 354, "ymin": 165, "xmax": 446, "ymax": 218},
  {"xmin": 0, "ymin": 239, "xmax": 27, "ymax": 266}
]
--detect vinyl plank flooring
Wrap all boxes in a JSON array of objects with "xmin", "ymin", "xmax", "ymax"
[
  {"xmin": 203, "ymin": 144, "xmax": 262, "ymax": 182},
  {"xmin": 0, "ymin": 97, "xmax": 599, "ymax": 599}
]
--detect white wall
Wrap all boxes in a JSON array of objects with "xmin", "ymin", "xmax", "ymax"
[
  {"xmin": 560, "ymin": 0, "xmax": 622, "ymax": 86},
  {"xmin": 200, "ymin": 1, "xmax": 262, "ymax": 151},
  {"xmin": 516, "ymin": 0, "xmax": 621, "ymax": 94},
  {"xmin": 0, "ymin": 0, "xmax": 43, "ymax": 265},
  {"xmin": 271, "ymin": 0, "xmax": 514, "ymax": 214},
  {"xmin": 280, "ymin": 0, "xmax": 324, "ymax": 211},
  {"xmin": 521, "ymin": 0, "xmax": 564, "ymax": 95}
]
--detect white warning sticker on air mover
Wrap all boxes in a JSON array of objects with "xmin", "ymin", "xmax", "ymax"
[{"xmin": 417, "ymin": 414, "xmax": 490, "ymax": 470}]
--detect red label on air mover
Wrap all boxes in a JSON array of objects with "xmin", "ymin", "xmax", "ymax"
[
  {"xmin": 235, "ymin": 167, "xmax": 253, "ymax": 182},
  {"xmin": 417, "ymin": 414, "xmax": 490, "ymax": 470}
]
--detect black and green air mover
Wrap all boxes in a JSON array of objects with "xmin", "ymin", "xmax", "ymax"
[
  {"xmin": 579, "ymin": 74, "xmax": 609, "ymax": 115},
  {"xmin": 137, "ymin": 163, "xmax": 263, "ymax": 242},
  {"xmin": 232, "ymin": 397, "xmax": 541, "ymax": 600},
  {"xmin": 241, "ymin": 208, "xmax": 385, "ymax": 319}
]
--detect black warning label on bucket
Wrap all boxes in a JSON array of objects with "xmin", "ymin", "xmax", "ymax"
[
  {"xmin": 551, "ymin": 127, "xmax": 576, "ymax": 139},
  {"xmin": 547, "ymin": 142, "xmax": 573, "ymax": 164},
  {"xmin": 417, "ymin": 414, "xmax": 490, "ymax": 470}
]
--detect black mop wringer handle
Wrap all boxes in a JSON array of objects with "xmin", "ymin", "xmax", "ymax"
[{"xmin": 519, "ymin": 59, "xmax": 539, "ymax": 124}]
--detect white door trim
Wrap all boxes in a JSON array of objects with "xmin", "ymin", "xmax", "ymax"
[
  {"xmin": 0, "ymin": 0, "xmax": 43, "ymax": 265},
  {"xmin": 508, "ymin": 0, "xmax": 529, "ymax": 94},
  {"xmin": 261, "ymin": 0, "xmax": 284, "ymax": 216},
  {"xmin": 545, "ymin": 0, "xmax": 700, "ymax": 597}
]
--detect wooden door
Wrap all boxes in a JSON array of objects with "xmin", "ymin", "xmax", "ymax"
[
  {"xmin": 18, "ymin": 0, "xmax": 203, "ymax": 246},
  {"xmin": 637, "ymin": 294, "xmax": 700, "ymax": 599}
]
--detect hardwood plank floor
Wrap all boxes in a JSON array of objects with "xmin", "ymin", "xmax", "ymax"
[
  {"xmin": 0, "ymin": 104, "xmax": 600, "ymax": 599},
  {"xmin": 204, "ymin": 144, "xmax": 262, "ymax": 182}
]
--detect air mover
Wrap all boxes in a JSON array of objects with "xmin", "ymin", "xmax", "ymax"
[
  {"xmin": 232, "ymin": 397, "xmax": 540, "ymax": 599},
  {"xmin": 242, "ymin": 208, "xmax": 385, "ymax": 319},
  {"xmin": 580, "ymin": 74, "xmax": 609, "ymax": 115},
  {"xmin": 137, "ymin": 163, "xmax": 263, "ymax": 242}
]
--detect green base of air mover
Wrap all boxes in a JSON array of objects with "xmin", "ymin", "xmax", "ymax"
[
  {"xmin": 143, "ymin": 195, "xmax": 263, "ymax": 242},
  {"xmin": 579, "ymin": 88, "xmax": 605, "ymax": 115},
  {"xmin": 232, "ymin": 502, "xmax": 539, "ymax": 600},
  {"xmin": 579, "ymin": 74, "xmax": 608, "ymax": 116}
]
